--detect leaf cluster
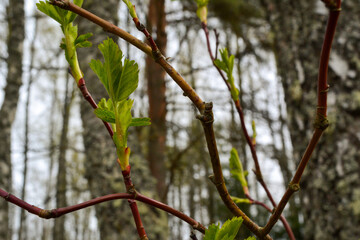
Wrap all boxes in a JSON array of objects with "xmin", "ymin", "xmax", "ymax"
[
  {"xmin": 90, "ymin": 38, "xmax": 150, "ymax": 150},
  {"xmin": 204, "ymin": 217, "xmax": 255, "ymax": 240},
  {"xmin": 36, "ymin": 0, "xmax": 92, "ymax": 81},
  {"xmin": 229, "ymin": 148, "xmax": 248, "ymax": 188},
  {"xmin": 214, "ymin": 49, "xmax": 239, "ymax": 101}
]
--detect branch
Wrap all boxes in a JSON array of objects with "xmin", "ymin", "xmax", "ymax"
[
  {"xmin": 50, "ymin": 0, "xmax": 205, "ymax": 112},
  {"xmin": 0, "ymin": 188, "xmax": 206, "ymax": 234},
  {"xmin": 197, "ymin": 103, "xmax": 272, "ymax": 240},
  {"xmin": 260, "ymin": 0, "xmax": 341, "ymax": 236},
  {"xmin": 245, "ymin": 194, "xmax": 295, "ymax": 240},
  {"xmin": 201, "ymin": 21, "xmax": 277, "ymax": 207}
]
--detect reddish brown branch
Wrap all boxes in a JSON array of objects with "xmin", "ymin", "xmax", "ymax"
[
  {"xmin": 77, "ymin": 77, "xmax": 114, "ymax": 137},
  {"xmin": 0, "ymin": 188, "xmax": 206, "ymax": 234},
  {"xmin": 260, "ymin": 1, "xmax": 341, "ymax": 236},
  {"xmin": 245, "ymin": 194, "xmax": 295, "ymax": 240}
]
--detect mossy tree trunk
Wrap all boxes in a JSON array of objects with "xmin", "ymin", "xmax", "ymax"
[{"xmin": 261, "ymin": 0, "xmax": 360, "ymax": 238}]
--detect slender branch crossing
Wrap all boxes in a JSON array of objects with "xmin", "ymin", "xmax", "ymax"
[{"xmin": 0, "ymin": 188, "xmax": 205, "ymax": 234}]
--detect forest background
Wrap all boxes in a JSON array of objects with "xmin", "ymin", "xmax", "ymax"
[{"xmin": 0, "ymin": 0, "xmax": 359, "ymax": 239}]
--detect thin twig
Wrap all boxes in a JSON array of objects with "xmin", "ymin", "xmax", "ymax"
[
  {"xmin": 0, "ymin": 188, "xmax": 206, "ymax": 234},
  {"xmin": 260, "ymin": 0, "xmax": 341, "ymax": 236},
  {"xmin": 50, "ymin": 0, "xmax": 205, "ymax": 112},
  {"xmin": 197, "ymin": 103, "xmax": 272, "ymax": 240}
]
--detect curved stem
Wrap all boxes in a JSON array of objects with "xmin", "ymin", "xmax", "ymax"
[{"xmin": 0, "ymin": 188, "xmax": 206, "ymax": 234}]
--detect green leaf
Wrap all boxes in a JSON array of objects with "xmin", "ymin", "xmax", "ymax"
[
  {"xmin": 229, "ymin": 148, "xmax": 248, "ymax": 187},
  {"xmin": 231, "ymin": 196, "xmax": 252, "ymax": 204},
  {"xmin": 94, "ymin": 108, "xmax": 116, "ymax": 123},
  {"xmin": 195, "ymin": 0, "xmax": 209, "ymax": 7},
  {"xmin": 203, "ymin": 223, "xmax": 220, "ymax": 240},
  {"xmin": 75, "ymin": 33, "xmax": 93, "ymax": 48},
  {"xmin": 204, "ymin": 217, "xmax": 244, "ymax": 240},
  {"xmin": 89, "ymin": 38, "xmax": 139, "ymax": 102},
  {"xmin": 130, "ymin": 118, "xmax": 151, "ymax": 127},
  {"xmin": 215, "ymin": 48, "xmax": 239, "ymax": 100},
  {"xmin": 67, "ymin": 0, "xmax": 84, "ymax": 23},
  {"xmin": 122, "ymin": 0, "xmax": 138, "ymax": 18},
  {"xmin": 37, "ymin": 0, "xmax": 82, "ymax": 26},
  {"xmin": 36, "ymin": 1, "xmax": 65, "ymax": 24},
  {"xmin": 216, "ymin": 217, "xmax": 243, "ymax": 240},
  {"xmin": 245, "ymin": 237, "xmax": 256, "ymax": 240},
  {"xmin": 114, "ymin": 99, "xmax": 134, "ymax": 148}
]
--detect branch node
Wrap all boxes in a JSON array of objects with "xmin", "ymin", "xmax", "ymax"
[
  {"xmin": 197, "ymin": 102, "xmax": 214, "ymax": 124},
  {"xmin": 5, "ymin": 192, "xmax": 10, "ymax": 200},
  {"xmin": 272, "ymin": 207, "xmax": 276, "ymax": 214},
  {"xmin": 288, "ymin": 183, "xmax": 300, "ymax": 192},
  {"xmin": 320, "ymin": 85, "xmax": 330, "ymax": 93},
  {"xmin": 39, "ymin": 209, "xmax": 52, "ymax": 219},
  {"xmin": 50, "ymin": 0, "xmax": 70, "ymax": 9},
  {"xmin": 153, "ymin": 49, "xmax": 165, "ymax": 62},
  {"xmin": 314, "ymin": 113, "xmax": 329, "ymax": 130}
]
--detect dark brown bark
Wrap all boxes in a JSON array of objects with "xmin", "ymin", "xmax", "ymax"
[
  {"xmin": 146, "ymin": 0, "xmax": 168, "ymax": 202},
  {"xmin": 262, "ymin": 0, "xmax": 360, "ymax": 238},
  {"xmin": 0, "ymin": 0, "xmax": 25, "ymax": 239}
]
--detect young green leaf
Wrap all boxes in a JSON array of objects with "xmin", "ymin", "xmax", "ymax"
[
  {"xmin": 114, "ymin": 99, "xmax": 134, "ymax": 148},
  {"xmin": 36, "ymin": 0, "xmax": 84, "ymax": 26},
  {"xmin": 231, "ymin": 196, "xmax": 252, "ymax": 204},
  {"xmin": 194, "ymin": 0, "xmax": 209, "ymax": 23},
  {"xmin": 94, "ymin": 108, "xmax": 116, "ymax": 123},
  {"xmin": 203, "ymin": 217, "xmax": 244, "ymax": 240},
  {"xmin": 214, "ymin": 48, "xmax": 239, "ymax": 101},
  {"xmin": 89, "ymin": 38, "xmax": 139, "ymax": 102},
  {"xmin": 75, "ymin": 32, "xmax": 93, "ymax": 48},
  {"xmin": 216, "ymin": 217, "xmax": 243, "ymax": 240},
  {"xmin": 229, "ymin": 148, "xmax": 248, "ymax": 188},
  {"xmin": 37, "ymin": 1, "xmax": 66, "ymax": 24},
  {"xmin": 130, "ymin": 118, "xmax": 151, "ymax": 127},
  {"xmin": 203, "ymin": 223, "xmax": 220, "ymax": 240},
  {"xmin": 245, "ymin": 237, "xmax": 256, "ymax": 240},
  {"xmin": 122, "ymin": 0, "xmax": 138, "ymax": 19}
]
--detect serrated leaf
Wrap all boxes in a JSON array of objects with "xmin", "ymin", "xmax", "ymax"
[
  {"xmin": 130, "ymin": 118, "xmax": 151, "ymax": 127},
  {"xmin": 75, "ymin": 41, "xmax": 92, "ymax": 48},
  {"xmin": 94, "ymin": 108, "xmax": 116, "ymax": 123},
  {"xmin": 216, "ymin": 217, "xmax": 243, "ymax": 240},
  {"xmin": 74, "ymin": 33, "xmax": 93, "ymax": 45},
  {"xmin": 203, "ymin": 223, "xmax": 220, "ymax": 240},
  {"xmin": 114, "ymin": 99, "xmax": 134, "ymax": 148},
  {"xmin": 89, "ymin": 38, "xmax": 139, "ymax": 102},
  {"xmin": 36, "ymin": 1, "xmax": 65, "ymax": 24}
]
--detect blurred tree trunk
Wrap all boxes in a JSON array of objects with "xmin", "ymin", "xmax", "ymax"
[
  {"xmin": 261, "ymin": 0, "xmax": 360, "ymax": 239},
  {"xmin": 0, "ymin": 0, "xmax": 25, "ymax": 239},
  {"xmin": 146, "ymin": 0, "xmax": 168, "ymax": 202},
  {"xmin": 18, "ymin": 14, "xmax": 39, "ymax": 240},
  {"xmin": 53, "ymin": 75, "xmax": 75, "ymax": 240}
]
